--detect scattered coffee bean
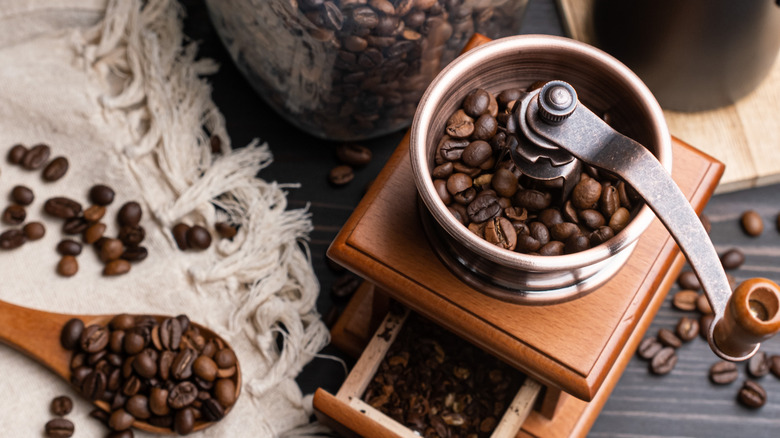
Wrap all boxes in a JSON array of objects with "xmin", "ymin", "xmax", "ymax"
[
  {"xmin": 737, "ymin": 380, "xmax": 766, "ymax": 408},
  {"xmin": 186, "ymin": 225, "xmax": 212, "ymax": 250},
  {"xmin": 637, "ymin": 336, "xmax": 662, "ymax": 360},
  {"xmin": 657, "ymin": 328, "xmax": 682, "ymax": 349},
  {"xmin": 51, "ymin": 395, "xmax": 73, "ymax": 416},
  {"xmin": 104, "ymin": 259, "xmax": 132, "ymax": 276},
  {"xmin": 747, "ymin": 351, "xmax": 770, "ymax": 378},
  {"xmin": 7, "ymin": 144, "xmax": 27, "ymax": 164},
  {"xmin": 117, "ymin": 202, "xmax": 142, "ymax": 227},
  {"xmin": 172, "ymin": 223, "xmax": 190, "ymax": 250},
  {"xmin": 2, "ymin": 204, "xmax": 26, "ymax": 225},
  {"xmin": 336, "ymin": 143, "xmax": 372, "ymax": 167},
  {"xmin": 677, "ymin": 270, "xmax": 701, "ymax": 291},
  {"xmin": 676, "ymin": 316, "xmax": 699, "ymax": 342},
  {"xmin": 23, "ymin": 221, "xmax": 45, "ymax": 240},
  {"xmin": 328, "ymin": 164, "xmax": 354, "ymax": 186},
  {"xmin": 57, "ymin": 239, "xmax": 83, "ymax": 256},
  {"xmin": 10, "ymin": 185, "xmax": 34, "ymax": 205},
  {"xmin": 22, "ymin": 143, "xmax": 51, "ymax": 170},
  {"xmin": 331, "ymin": 273, "xmax": 361, "ymax": 301},
  {"xmin": 672, "ymin": 289, "xmax": 699, "ymax": 311},
  {"xmin": 741, "ymin": 210, "xmax": 763, "ymax": 236},
  {"xmin": 121, "ymin": 246, "xmax": 148, "ymax": 262},
  {"xmin": 89, "ymin": 184, "xmax": 115, "ymax": 206},
  {"xmin": 215, "ymin": 222, "xmax": 237, "ymax": 239},
  {"xmin": 0, "ymin": 229, "xmax": 26, "ymax": 250},
  {"xmin": 62, "ymin": 217, "xmax": 89, "ymax": 235},
  {"xmin": 650, "ymin": 347, "xmax": 678, "ymax": 375},
  {"xmin": 720, "ymin": 248, "xmax": 745, "ymax": 270},
  {"xmin": 709, "ymin": 361, "xmax": 739, "ymax": 385},
  {"xmin": 83, "ymin": 205, "xmax": 106, "ymax": 222},
  {"xmin": 84, "ymin": 223, "xmax": 107, "ymax": 244},
  {"xmin": 45, "ymin": 197, "xmax": 82, "ymax": 219},
  {"xmin": 700, "ymin": 314, "xmax": 714, "ymax": 340},
  {"xmin": 44, "ymin": 418, "xmax": 74, "ymax": 438},
  {"xmin": 100, "ymin": 238, "xmax": 125, "ymax": 262},
  {"xmin": 43, "ymin": 156, "xmax": 69, "ymax": 181},
  {"xmin": 118, "ymin": 225, "xmax": 145, "ymax": 247}
]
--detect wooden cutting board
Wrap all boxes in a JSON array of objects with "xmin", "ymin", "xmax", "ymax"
[{"xmin": 556, "ymin": 0, "xmax": 780, "ymax": 194}]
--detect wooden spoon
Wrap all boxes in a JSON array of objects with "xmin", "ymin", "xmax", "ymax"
[{"xmin": 0, "ymin": 298, "xmax": 241, "ymax": 434}]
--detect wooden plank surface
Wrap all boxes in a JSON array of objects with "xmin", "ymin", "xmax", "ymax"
[{"xmin": 556, "ymin": 0, "xmax": 780, "ymax": 193}]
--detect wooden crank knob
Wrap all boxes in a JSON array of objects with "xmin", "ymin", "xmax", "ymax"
[{"xmin": 712, "ymin": 278, "xmax": 780, "ymax": 360}]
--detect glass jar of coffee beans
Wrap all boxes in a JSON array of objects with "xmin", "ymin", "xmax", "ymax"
[
  {"xmin": 431, "ymin": 84, "xmax": 642, "ymax": 256},
  {"xmin": 205, "ymin": 0, "xmax": 529, "ymax": 140}
]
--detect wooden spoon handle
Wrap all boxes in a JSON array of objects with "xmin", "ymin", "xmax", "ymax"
[{"xmin": 0, "ymin": 298, "xmax": 79, "ymax": 380}]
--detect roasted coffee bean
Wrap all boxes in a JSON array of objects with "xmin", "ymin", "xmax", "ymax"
[
  {"xmin": 10, "ymin": 185, "xmax": 34, "ymax": 205},
  {"xmin": 172, "ymin": 348, "xmax": 197, "ymax": 380},
  {"xmin": 720, "ymin": 248, "xmax": 745, "ymax": 270},
  {"xmin": 214, "ymin": 378, "xmax": 237, "ymax": 407},
  {"xmin": 600, "ymin": 183, "xmax": 619, "ymax": 217},
  {"xmin": 436, "ymin": 136, "xmax": 469, "ymax": 163},
  {"xmin": 513, "ymin": 189, "xmax": 551, "ymax": 212},
  {"xmin": 160, "ymin": 317, "xmax": 182, "ymax": 350},
  {"xmin": 467, "ymin": 192, "xmax": 501, "ymax": 223},
  {"xmin": 697, "ymin": 294, "xmax": 713, "ymax": 314},
  {"xmin": 446, "ymin": 173, "xmax": 472, "ymax": 195},
  {"xmin": 57, "ymin": 239, "xmax": 83, "ymax": 256},
  {"xmin": 589, "ymin": 226, "xmax": 614, "ymax": 246},
  {"xmin": 657, "ymin": 328, "xmax": 682, "ymax": 349},
  {"xmin": 201, "ymin": 398, "xmax": 225, "ymax": 421},
  {"xmin": 565, "ymin": 234, "xmax": 590, "ymax": 254},
  {"xmin": 104, "ymin": 259, "xmax": 131, "ymax": 276},
  {"xmin": 43, "ymin": 156, "xmax": 69, "ymax": 181},
  {"xmin": 572, "ymin": 177, "xmax": 601, "ymax": 209},
  {"xmin": 81, "ymin": 324, "xmax": 110, "ymax": 353},
  {"xmin": 214, "ymin": 349, "xmax": 237, "ymax": 369},
  {"xmin": 89, "ymin": 184, "xmax": 115, "ymax": 206},
  {"xmin": 61, "ymin": 318, "xmax": 85, "ymax": 350},
  {"xmin": 738, "ymin": 380, "xmax": 767, "ymax": 408},
  {"xmin": 118, "ymin": 201, "xmax": 142, "ymax": 227},
  {"xmin": 83, "ymin": 205, "xmax": 106, "ymax": 222},
  {"xmin": 44, "ymin": 418, "xmax": 74, "ymax": 438},
  {"xmin": 432, "ymin": 162, "xmax": 453, "ymax": 179},
  {"xmin": 123, "ymin": 331, "xmax": 146, "ymax": 356},
  {"xmin": 741, "ymin": 210, "xmax": 764, "ymax": 236},
  {"xmin": 550, "ymin": 222, "xmax": 580, "ymax": 241},
  {"xmin": 100, "ymin": 238, "xmax": 125, "ymax": 262},
  {"xmin": 57, "ymin": 255, "xmax": 79, "ymax": 277},
  {"xmin": 134, "ymin": 349, "xmax": 158, "ymax": 379},
  {"xmin": 172, "ymin": 223, "xmax": 190, "ymax": 250},
  {"xmin": 709, "ymin": 361, "xmax": 739, "ymax": 385},
  {"xmin": 107, "ymin": 429, "xmax": 134, "ymax": 438},
  {"xmin": 119, "ymin": 245, "xmax": 148, "ymax": 262},
  {"xmin": 2, "ymin": 204, "xmax": 26, "ymax": 225},
  {"xmin": 82, "ymin": 370, "xmax": 107, "ymax": 400},
  {"xmin": 328, "ymin": 164, "xmax": 354, "ymax": 186},
  {"xmin": 579, "ymin": 209, "xmax": 606, "ymax": 230},
  {"xmin": 7, "ymin": 144, "xmax": 27, "ymax": 164},
  {"xmin": 675, "ymin": 316, "xmax": 699, "ymax": 342},
  {"xmin": 215, "ymin": 222, "xmax": 237, "ymax": 239},
  {"xmin": 538, "ymin": 240, "xmax": 564, "ymax": 255},
  {"xmin": 84, "ymin": 223, "xmax": 106, "ymax": 244},
  {"xmin": 748, "ymin": 351, "xmax": 770, "ymax": 378},
  {"xmin": 126, "ymin": 394, "xmax": 151, "ymax": 420},
  {"xmin": 50, "ymin": 395, "xmax": 74, "ymax": 416},
  {"xmin": 473, "ymin": 114, "xmax": 498, "ymax": 140},
  {"xmin": 677, "ymin": 270, "xmax": 701, "ymax": 291},
  {"xmin": 23, "ymin": 221, "xmax": 45, "ymax": 240},
  {"xmin": 186, "ymin": 225, "xmax": 212, "ymax": 250},
  {"xmin": 45, "ymin": 197, "xmax": 82, "ymax": 219},
  {"xmin": 700, "ymin": 314, "xmax": 714, "ymax": 340},
  {"xmin": 484, "ymin": 217, "xmax": 516, "ymax": 250},
  {"xmin": 672, "ymin": 289, "xmax": 699, "ymax": 311},
  {"xmin": 21, "ymin": 143, "xmax": 50, "ymax": 169},
  {"xmin": 111, "ymin": 314, "xmax": 136, "ymax": 331},
  {"xmin": 445, "ymin": 109, "xmax": 474, "ymax": 138},
  {"xmin": 169, "ymin": 381, "xmax": 199, "ymax": 409},
  {"xmin": 491, "ymin": 168, "xmax": 518, "ymax": 198},
  {"xmin": 609, "ymin": 207, "xmax": 631, "ymax": 233},
  {"xmin": 461, "ymin": 140, "xmax": 491, "ymax": 167},
  {"xmin": 174, "ymin": 407, "xmax": 196, "ymax": 435},
  {"xmin": 109, "ymin": 408, "xmax": 135, "ymax": 431},
  {"xmin": 0, "ymin": 229, "xmax": 26, "ymax": 250},
  {"xmin": 650, "ymin": 347, "xmax": 677, "ymax": 375},
  {"xmin": 463, "ymin": 89, "xmax": 491, "ymax": 118},
  {"xmin": 637, "ymin": 336, "xmax": 663, "ymax": 360},
  {"xmin": 331, "ymin": 273, "xmax": 361, "ymax": 301},
  {"xmin": 119, "ymin": 225, "xmax": 145, "ymax": 246},
  {"xmin": 194, "ymin": 356, "xmax": 218, "ymax": 382}
]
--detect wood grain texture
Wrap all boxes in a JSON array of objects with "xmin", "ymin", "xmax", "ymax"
[{"xmin": 555, "ymin": 0, "xmax": 780, "ymax": 194}]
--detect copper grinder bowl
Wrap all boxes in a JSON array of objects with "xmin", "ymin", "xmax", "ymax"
[{"xmin": 409, "ymin": 35, "xmax": 672, "ymax": 304}]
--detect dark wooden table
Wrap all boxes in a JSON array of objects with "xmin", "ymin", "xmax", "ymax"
[{"xmin": 183, "ymin": 0, "xmax": 780, "ymax": 436}]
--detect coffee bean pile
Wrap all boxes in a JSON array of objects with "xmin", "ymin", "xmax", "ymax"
[
  {"xmin": 364, "ymin": 311, "xmax": 523, "ymax": 437},
  {"xmin": 636, "ymin": 214, "xmax": 780, "ymax": 409},
  {"xmin": 430, "ymin": 85, "xmax": 640, "ymax": 255},
  {"xmin": 328, "ymin": 143, "xmax": 373, "ymax": 187},
  {"xmin": 7, "ymin": 143, "xmax": 69, "ymax": 181},
  {"xmin": 61, "ymin": 314, "xmax": 238, "ymax": 436},
  {"xmin": 246, "ymin": 0, "xmax": 523, "ymax": 140},
  {"xmin": 44, "ymin": 395, "xmax": 75, "ymax": 438},
  {"xmin": 171, "ymin": 221, "xmax": 237, "ymax": 252}
]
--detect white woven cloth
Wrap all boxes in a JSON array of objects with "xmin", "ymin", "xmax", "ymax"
[{"xmin": 0, "ymin": 0, "xmax": 329, "ymax": 436}]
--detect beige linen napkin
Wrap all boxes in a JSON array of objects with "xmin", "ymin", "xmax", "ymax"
[{"xmin": 0, "ymin": 0, "xmax": 329, "ymax": 436}]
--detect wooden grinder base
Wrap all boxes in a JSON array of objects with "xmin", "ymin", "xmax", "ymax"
[{"xmin": 314, "ymin": 34, "xmax": 725, "ymax": 437}]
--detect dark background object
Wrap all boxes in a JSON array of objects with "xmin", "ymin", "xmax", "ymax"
[
  {"xmin": 180, "ymin": 0, "xmax": 780, "ymax": 435},
  {"xmin": 592, "ymin": 0, "xmax": 780, "ymax": 111}
]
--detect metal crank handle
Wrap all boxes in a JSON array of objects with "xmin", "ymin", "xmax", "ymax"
[{"xmin": 527, "ymin": 81, "xmax": 780, "ymax": 361}]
